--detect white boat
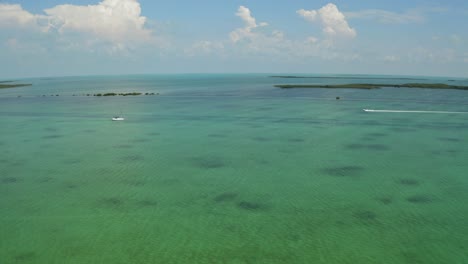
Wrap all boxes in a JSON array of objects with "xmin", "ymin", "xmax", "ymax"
[{"xmin": 112, "ymin": 116, "xmax": 125, "ymax": 121}]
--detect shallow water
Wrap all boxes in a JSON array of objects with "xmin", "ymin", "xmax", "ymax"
[{"xmin": 1, "ymin": 74, "xmax": 468, "ymax": 263}]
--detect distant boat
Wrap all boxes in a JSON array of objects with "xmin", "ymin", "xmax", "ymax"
[
  {"xmin": 112, "ymin": 116, "xmax": 125, "ymax": 121},
  {"xmin": 112, "ymin": 110, "xmax": 125, "ymax": 121}
]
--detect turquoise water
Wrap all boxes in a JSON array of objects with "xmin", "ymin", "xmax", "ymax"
[{"xmin": 1, "ymin": 74, "xmax": 468, "ymax": 263}]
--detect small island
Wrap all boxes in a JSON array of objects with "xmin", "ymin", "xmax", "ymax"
[
  {"xmin": 0, "ymin": 81, "xmax": 32, "ymax": 89},
  {"xmin": 274, "ymin": 83, "xmax": 468, "ymax": 90},
  {"xmin": 94, "ymin": 92, "xmax": 145, "ymax": 96},
  {"xmin": 270, "ymin": 75, "xmax": 429, "ymax": 80},
  {"xmin": 80, "ymin": 92, "xmax": 158, "ymax": 97}
]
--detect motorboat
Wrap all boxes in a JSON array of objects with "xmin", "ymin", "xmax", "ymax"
[{"xmin": 112, "ymin": 116, "xmax": 125, "ymax": 121}]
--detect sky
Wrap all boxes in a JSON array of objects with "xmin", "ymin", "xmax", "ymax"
[{"xmin": 0, "ymin": 0, "xmax": 467, "ymax": 78}]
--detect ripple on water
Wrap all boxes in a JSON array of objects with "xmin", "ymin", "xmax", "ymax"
[
  {"xmin": 353, "ymin": 210, "xmax": 378, "ymax": 223},
  {"xmin": 345, "ymin": 143, "xmax": 390, "ymax": 151},
  {"xmin": 122, "ymin": 179, "xmax": 146, "ymax": 187},
  {"xmin": 213, "ymin": 192, "xmax": 238, "ymax": 203},
  {"xmin": 1, "ymin": 177, "xmax": 19, "ymax": 184},
  {"xmin": 14, "ymin": 252, "xmax": 36, "ymax": 262},
  {"xmin": 365, "ymin": 132, "xmax": 387, "ymax": 137},
  {"xmin": 44, "ymin": 127, "xmax": 59, "ymax": 132},
  {"xmin": 191, "ymin": 156, "xmax": 226, "ymax": 169},
  {"xmin": 437, "ymin": 137, "xmax": 461, "ymax": 142},
  {"xmin": 237, "ymin": 201, "xmax": 268, "ymax": 211},
  {"xmin": 120, "ymin": 154, "xmax": 145, "ymax": 162},
  {"xmin": 406, "ymin": 194, "xmax": 434, "ymax": 204},
  {"xmin": 375, "ymin": 196, "xmax": 393, "ymax": 205},
  {"xmin": 132, "ymin": 138, "xmax": 151, "ymax": 143},
  {"xmin": 251, "ymin": 136, "xmax": 271, "ymax": 142},
  {"xmin": 321, "ymin": 165, "xmax": 364, "ymax": 178},
  {"xmin": 287, "ymin": 138, "xmax": 305, "ymax": 143},
  {"xmin": 136, "ymin": 199, "xmax": 158, "ymax": 207},
  {"xmin": 42, "ymin": 134, "xmax": 64, "ymax": 139},
  {"xmin": 398, "ymin": 178, "xmax": 420, "ymax": 186},
  {"xmin": 62, "ymin": 159, "xmax": 82, "ymax": 165},
  {"xmin": 97, "ymin": 197, "xmax": 125, "ymax": 209},
  {"xmin": 113, "ymin": 144, "xmax": 133, "ymax": 149},
  {"xmin": 207, "ymin": 133, "xmax": 227, "ymax": 138}
]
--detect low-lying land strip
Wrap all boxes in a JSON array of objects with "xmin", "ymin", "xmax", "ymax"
[
  {"xmin": 274, "ymin": 83, "xmax": 468, "ymax": 90},
  {"xmin": 0, "ymin": 82, "xmax": 32, "ymax": 89},
  {"xmin": 270, "ymin": 75, "xmax": 428, "ymax": 80}
]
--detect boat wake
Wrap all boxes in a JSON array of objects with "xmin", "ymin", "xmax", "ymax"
[{"xmin": 363, "ymin": 109, "xmax": 468, "ymax": 114}]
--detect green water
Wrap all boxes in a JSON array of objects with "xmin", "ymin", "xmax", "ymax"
[{"xmin": 1, "ymin": 75, "xmax": 468, "ymax": 263}]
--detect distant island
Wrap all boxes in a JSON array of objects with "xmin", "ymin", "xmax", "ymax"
[
  {"xmin": 270, "ymin": 75, "xmax": 429, "ymax": 81},
  {"xmin": 0, "ymin": 81, "xmax": 32, "ymax": 89},
  {"xmin": 274, "ymin": 83, "xmax": 468, "ymax": 90}
]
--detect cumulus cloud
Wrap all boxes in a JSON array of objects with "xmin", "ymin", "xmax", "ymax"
[
  {"xmin": 0, "ymin": 0, "xmax": 156, "ymax": 53},
  {"xmin": 230, "ymin": 6, "xmax": 268, "ymax": 42},
  {"xmin": 345, "ymin": 9, "xmax": 423, "ymax": 24},
  {"xmin": 0, "ymin": 4, "xmax": 40, "ymax": 28},
  {"xmin": 226, "ymin": 6, "xmax": 296, "ymax": 57},
  {"xmin": 196, "ymin": 5, "xmax": 359, "ymax": 61},
  {"xmin": 211, "ymin": 5, "xmax": 359, "ymax": 63},
  {"xmin": 44, "ymin": 0, "xmax": 152, "ymax": 43},
  {"xmin": 298, "ymin": 3, "xmax": 356, "ymax": 38},
  {"xmin": 236, "ymin": 5, "xmax": 268, "ymax": 28}
]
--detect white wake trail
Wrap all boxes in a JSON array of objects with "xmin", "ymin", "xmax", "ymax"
[{"xmin": 363, "ymin": 109, "xmax": 468, "ymax": 114}]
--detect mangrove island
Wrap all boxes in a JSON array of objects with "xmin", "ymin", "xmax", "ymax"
[
  {"xmin": 274, "ymin": 83, "xmax": 468, "ymax": 90},
  {"xmin": 0, "ymin": 81, "xmax": 32, "ymax": 89}
]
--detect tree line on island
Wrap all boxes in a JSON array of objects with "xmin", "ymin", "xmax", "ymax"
[{"xmin": 270, "ymin": 76, "xmax": 468, "ymax": 90}]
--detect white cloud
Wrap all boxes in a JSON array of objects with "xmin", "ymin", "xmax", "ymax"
[
  {"xmin": 298, "ymin": 3, "xmax": 356, "ymax": 38},
  {"xmin": 306, "ymin": 37, "xmax": 318, "ymax": 44},
  {"xmin": 383, "ymin": 55, "xmax": 400, "ymax": 62},
  {"xmin": 0, "ymin": 0, "xmax": 156, "ymax": 53},
  {"xmin": 236, "ymin": 5, "xmax": 268, "ymax": 29},
  {"xmin": 187, "ymin": 5, "xmax": 360, "ymax": 62},
  {"xmin": 345, "ymin": 9, "xmax": 423, "ymax": 24},
  {"xmin": 44, "ymin": 0, "xmax": 152, "ymax": 43},
  {"xmin": 406, "ymin": 47, "xmax": 458, "ymax": 64},
  {"xmin": 5, "ymin": 38, "xmax": 18, "ymax": 49},
  {"xmin": 227, "ymin": 6, "xmax": 295, "ymax": 57},
  {"xmin": 185, "ymin": 40, "xmax": 224, "ymax": 56},
  {"xmin": 230, "ymin": 6, "xmax": 268, "ymax": 42},
  {"xmin": 0, "ymin": 4, "xmax": 41, "ymax": 28},
  {"xmin": 450, "ymin": 34, "xmax": 461, "ymax": 45}
]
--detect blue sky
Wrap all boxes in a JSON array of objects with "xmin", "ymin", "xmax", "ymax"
[{"xmin": 0, "ymin": 0, "xmax": 467, "ymax": 78}]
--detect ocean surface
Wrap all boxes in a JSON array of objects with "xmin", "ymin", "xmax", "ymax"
[{"xmin": 1, "ymin": 74, "xmax": 468, "ymax": 263}]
